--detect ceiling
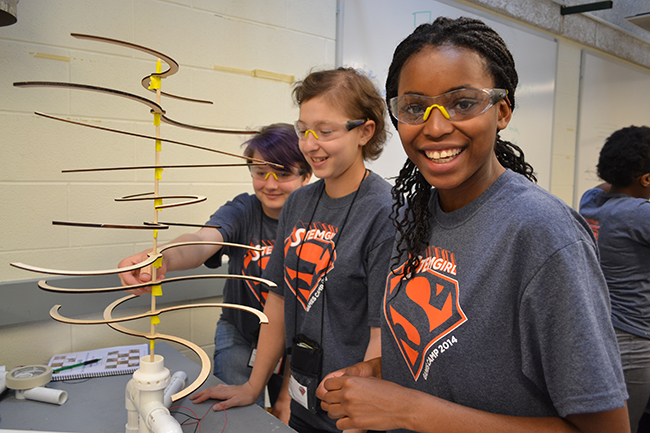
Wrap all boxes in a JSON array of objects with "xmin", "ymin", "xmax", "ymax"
[{"xmin": 550, "ymin": 0, "xmax": 650, "ymax": 43}]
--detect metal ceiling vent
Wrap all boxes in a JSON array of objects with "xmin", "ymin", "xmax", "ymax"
[
  {"xmin": 626, "ymin": 11, "xmax": 650, "ymax": 33},
  {"xmin": 0, "ymin": 0, "xmax": 18, "ymax": 27}
]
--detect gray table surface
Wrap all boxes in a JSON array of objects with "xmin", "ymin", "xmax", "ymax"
[{"xmin": 0, "ymin": 342, "xmax": 295, "ymax": 433}]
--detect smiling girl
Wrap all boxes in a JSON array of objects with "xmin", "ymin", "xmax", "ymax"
[
  {"xmin": 317, "ymin": 17, "xmax": 629, "ymax": 433},
  {"xmin": 191, "ymin": 68, "xmax": 395, "ymax": 433}
]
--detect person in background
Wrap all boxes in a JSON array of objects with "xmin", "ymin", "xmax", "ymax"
[
  {"xmin": 317, "ymin": 16, "xmax": 629, "ymax": 433},
  {"xmin": 579, "ymin": 125, "xmax": 650, "ymax": 433},
  {"xmin": 191, "ymin": 67, "xmax": 395, "ymax": 433},
  {"xmin": 118, "ymin": 123, "xmax": 312, "ymax": 422}
]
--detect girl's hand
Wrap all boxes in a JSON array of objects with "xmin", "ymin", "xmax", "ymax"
[
  {"xmin": 118, "ymin": 251, "xmax": 167, "ymax": 295},
  {"xmin": 271, "ymin": 390, "xmax": 291, "ymax": 424},
  {"xmin": 319, "ymin": 375, "xmax": 408, "ymax": 431},
  {"xmin": 189, "ymin": 382, "xmax": 258, "ymax": 411},
  {"xmin": 317, "ymin": 358, "xmax": 380, "ymax": 403},
  {"xmin": 317, "ymin": 358, "xmax": 385, "ymax": 430}
]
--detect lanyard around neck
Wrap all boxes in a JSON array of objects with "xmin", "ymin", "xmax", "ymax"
[{"xmin": 293, "ymin": 170, "xmax": 369, "ymax": 346}]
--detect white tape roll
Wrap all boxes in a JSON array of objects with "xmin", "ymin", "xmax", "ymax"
[
  {"xmin": 5, "ymin": 365, "xmax": 52, "ymax": 390},
  {"xmin": 18, "ymin": 386, "xmax": 68, "ymax": 405}
]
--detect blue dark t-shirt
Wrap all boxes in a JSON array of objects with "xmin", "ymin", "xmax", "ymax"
[
  {"xmin": 204, "ymin": 193, "xmax": 278, "ymax": 344},
  {"xmin": 580, "ymin": 188, "xmax": 650, "ymax": 339},
  {"xmin": 381, "ymin": 171, "xmax": 626, "ymax": 431}
]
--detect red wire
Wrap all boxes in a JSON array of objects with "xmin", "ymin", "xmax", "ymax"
[
  {"xmin": 213, "ymin": 402, "xmax": 227, "ymax": 433},
  {"xmin": 170, "ymin": 403, "xmax": 227, "ymax": 433}
]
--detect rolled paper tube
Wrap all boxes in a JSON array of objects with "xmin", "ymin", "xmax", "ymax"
[{"xmin": 19, "ymin": 387, "xmax": 68, "ymax": 405}]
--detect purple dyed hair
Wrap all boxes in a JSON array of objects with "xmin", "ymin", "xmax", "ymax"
[{"xmin": 243, "ymin": 123, "xmax": 312, "ymax": 175}]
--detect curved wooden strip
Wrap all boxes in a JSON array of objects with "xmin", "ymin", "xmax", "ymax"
[
  {"xmin": 115, "ymin": 193, "xmax": 207, "ymax": 210},
  {"xmin": 103, "ymin": 295, "xmax": 210, "ymax": 402},
  {"xmin": 119, "ymin": 191, "xmax": 154, "ymax": 199},
  {"xmin": 10, "ymin": 252, "xmax": 163, "ymax": 276},
  {"xmin": 101, "ymin": 296, "xmax": 268, "ymax": 401},
  {"xmin": 38, "ymin": 272, "xmax": 277, "ymax": 294},
  {"xmin": 160, "ymin": 114, "xmax": 258, "ymax": 135},
  {"xmin": 52, "ymin": 220, "xmax": 169, "ymax": 230},
  {"xmin": 139, "ymin": 76, "xmax": 213, "ymax": 105},
  {"xmin": 155, "ymin": 335, "xmax": 209, "ymax": 401},
  {"xmin": 143, "ymin": 221, "xmax": 221, "ymax": 229},
  {"xmin": 62, "ymin": 163, "xmax": 255, "ymax": 173},
  {"xmin": 50, "ymin": 301, "xmax": 268, "ymax": 325},
  {"xmin": 157, "ymin": 197, "xmax": 208, "ymax": 210},
  {"xmin": 16, "ymin": 82, "xmax": 255, "ymax": 135},
  {"xmin": 18, "ymin": 239, "xmax": 276, "ymax": 285},
  {"xmin": 14, "ymin": 81, "xmax": 165, "ymax": 113},
  {"xmin": 125, "ymin": 330, "xmax": 210, "ymax": 402},
  {"xmin": 71, "ymin": 33, "xmax": 179, "ymax": 78},
  {"xmin": 158, "ymin": 240, "xmax": 263, "ymax": 254},
  {"xmin": 69, "ymin": 33, "xmax": 210, "ymax": 105},
  {"xmin": 34, "ymin": 112, "xmax": 272, "ymax": 164}
]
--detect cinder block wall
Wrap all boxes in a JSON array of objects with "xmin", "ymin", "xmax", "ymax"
[{"xmin": 0, "ymin": 0, "xmax": 336, "ymax": 370}]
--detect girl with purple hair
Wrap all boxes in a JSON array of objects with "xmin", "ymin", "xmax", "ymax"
[{"xmin": 118, "ymin": 123, "xmax": 311, "ymax": 419}]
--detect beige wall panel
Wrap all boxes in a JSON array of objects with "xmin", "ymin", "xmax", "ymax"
[
  {"xmin": 0, "ymin": 184, "xmax": 69, "ymax": 252},
  {"xmin": 133, "ymin": 1, "xmax": 244, "ymax": 69},
  {"xmin": 0, "ymin": 319, "xmax": 72, "ymax": 366},
  {"xmin": 1, "ymin": 44, "xmax": 71, "ymax": 112},
  {"xmin": 1, "ymin": 1, "xmax": 133, "ymax": 49}
]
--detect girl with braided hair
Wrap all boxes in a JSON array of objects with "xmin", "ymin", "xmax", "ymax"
[{"xmin": 317, "ymin": 17, "xmax": 629, "ymax": 433}]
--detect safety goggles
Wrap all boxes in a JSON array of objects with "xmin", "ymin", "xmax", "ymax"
[
  {"xmin": 294, "ymin": 119, "xmax": 368, "ymax": 142},
  {"xmin": 389, "ymin": 88, "xmax": 507, "ymax": 124},
  {"xmin": 249, "ymin": 166, "xmax": 305, "ymax": 183}
]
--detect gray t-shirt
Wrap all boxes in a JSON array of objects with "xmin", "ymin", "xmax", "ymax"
[
  {"xmin": 382, "ymin": 170, "xmax": 626, "ymax": 432},
  {"xmin": 580, "ymin": 188, "xmax": 650, "ymax": 339},
  {"xmin": 265, "ymin": 171, "xmax": 395, "ymax": 432},
  {"xmin": 204, "ymin": 193, "xmax": 278, "ymax": 344}
]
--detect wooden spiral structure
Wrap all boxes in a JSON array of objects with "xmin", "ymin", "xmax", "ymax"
[{"xmin": 10, "ymin": 33, "xmax": 277, "ymax": 402}]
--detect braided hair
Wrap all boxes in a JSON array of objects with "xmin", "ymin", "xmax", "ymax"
[{"xmin": 386, "ymin": 16, "xmax": 536, "ymax": 278}]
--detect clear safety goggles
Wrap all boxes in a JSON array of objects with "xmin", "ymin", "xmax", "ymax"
[
  {"xmin": 389, "ymin": 88, "xmax": 507, "ymax": 124},
  {"xmin": 249, "ymin": 166, "xmax": 305, "ymax": 183},
  {"xmin": 294, "ymin": 119, "xmax": 368, "ymax": 142}
]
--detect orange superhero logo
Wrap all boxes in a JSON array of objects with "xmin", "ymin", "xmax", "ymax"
[
  {"xmin": 385, "ymin": 260, "xmax": 466, "ymax": 380},
  {"xmin": 284, "ymin": 222, "xmax": 337, "ymax": 310},
  {"xmin": 242, "ymin": 240, "xmax": 274, "ymax": 306}
]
